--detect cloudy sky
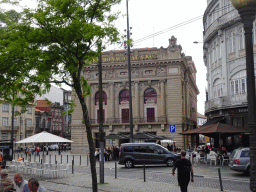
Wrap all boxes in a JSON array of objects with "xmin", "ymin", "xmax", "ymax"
[
  {"xmin": 2, "ymin": 0, "xmax": 208, "ymax": 114},
  {"xmin": 109, "ymin": 0, "xmax": 208, "ymax": 114}
]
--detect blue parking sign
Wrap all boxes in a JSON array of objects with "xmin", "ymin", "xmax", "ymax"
[{"xmin": 170, "ymin": 125, "xmax": 176, "ymax": 133}]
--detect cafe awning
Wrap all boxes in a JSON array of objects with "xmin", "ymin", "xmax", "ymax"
[
  {"xmin": 133, "ymin": 133, "xmax": 168, "ymax": 140},
  {"xmin": 181, "ymin": 122, "xmax": 249, "ymax": 136}
]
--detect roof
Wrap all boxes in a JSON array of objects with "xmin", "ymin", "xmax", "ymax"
[
  {"xmin": 35, "ymin": 100, "xmax": 51, "ymax": 113},
  {"xmin": 181, "ymin": 122, "xmax": 249, "ymax": 135},
  {"xmin": 197, "ymin": 113, "xmax": 206, "ymax": 118}
]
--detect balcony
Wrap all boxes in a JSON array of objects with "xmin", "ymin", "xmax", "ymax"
[
  {"xmin": 204, "ymin": 10, "xmax": 239, "ymax": 41},
  {"xmin": 0, "ymin": 126, "xmax": 19, "ymax": 131},
  {"xmin": 26, "ymin": 126, "xmax": 34, "ymax": 131},
  {"xmin": 205, "ymin": 94, "xmax": 248, "ymax": 113},
  {"xmin": 90, "ymin": 117, "xmax": 167, "ymax": 125}
]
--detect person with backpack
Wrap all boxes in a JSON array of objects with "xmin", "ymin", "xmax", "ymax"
[{"xmin": 172, "ymin": 151, "xmax": 194, "ymax": 192}]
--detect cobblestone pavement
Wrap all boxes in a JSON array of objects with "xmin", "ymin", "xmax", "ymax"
[{"xmin": 10, "ymin": 151, "xmax": 250, "ymax": 192}]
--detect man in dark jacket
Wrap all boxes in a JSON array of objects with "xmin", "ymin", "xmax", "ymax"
[{"xmin": 172, "ymin": 151, "xmax": 194, "ymax": 192}]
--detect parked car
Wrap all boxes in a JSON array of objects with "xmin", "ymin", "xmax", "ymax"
[
  {"xmin": 118, "ymin": 143, "xmax": 180, "ymax": 168},
  {"xmin": 229, "ymin": 147, "xmax": 250, "ymax": 174}
]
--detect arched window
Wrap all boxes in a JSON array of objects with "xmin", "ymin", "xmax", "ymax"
[
  {"xmin": 144, "ymin": 88, "xmax": 157, "ymax": 104},
  {"xmin": 95, "ymin": 91, "xmax": 107, "ymax": 105},
  {"xmin": 119, "ymin": 89, "xmax": 129, "ymax": 104}
]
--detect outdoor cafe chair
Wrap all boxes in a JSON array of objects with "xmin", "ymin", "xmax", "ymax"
[
  {"xmin": 48, "ymin": 163, "xmax": 59, "ymax": 178},
  {"xmin": 60, "ymin": 164, "xmax": 69, "ymax": 177},
  {"xmin": 222, "ymin": 155, "xmax": 230, "ymax": 166}
]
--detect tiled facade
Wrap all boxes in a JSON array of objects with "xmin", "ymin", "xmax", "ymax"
[{"xmin": 71, "ymin": 37, "xmax": 199, "ymax": 153}]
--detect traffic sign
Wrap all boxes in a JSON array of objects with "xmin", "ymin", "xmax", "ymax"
[{"xmin": 170, "ymin": 125, "xmax": 176, "ymax": 133}]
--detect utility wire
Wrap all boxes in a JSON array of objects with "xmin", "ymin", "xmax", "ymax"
[{"xmin": 133, "ymin": 5, "xmax": 235, "ymax": 45}]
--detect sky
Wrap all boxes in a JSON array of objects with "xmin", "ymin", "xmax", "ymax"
[
  {"xmin": 2, "ymin": 0, "xmax": 208, "ymax": 115},
  {"xmin": 109, "ymin": 0, "xmax": 208, "ymax": 114}
]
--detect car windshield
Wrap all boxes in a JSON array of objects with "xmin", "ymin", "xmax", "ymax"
[{"xmin": 230, "ymin": 149, "xmax": 238, "ymax": 158}]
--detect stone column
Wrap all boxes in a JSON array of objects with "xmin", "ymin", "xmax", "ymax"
[
  {"xmin": 110, "ymin": 82, "xmax": 115, "ymax": 119},
  {"xmin": 160, "ymin": 80, "xmax": 166, "ymax": 117},
  {"xmin": 135, "ymin": 81, "xmax": 140, "ymax": 118}
]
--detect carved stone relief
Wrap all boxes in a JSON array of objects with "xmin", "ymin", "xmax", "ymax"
[{"xmin": 157, "ymin": 67, "xmax": 166, "ymax": 76}]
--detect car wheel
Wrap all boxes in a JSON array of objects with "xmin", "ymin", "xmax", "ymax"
[
  {"xmin": 125, "ymin": 160, "xmax": 133, "ymax": 168},
  {"xmin": 166, "ymin": 158, "xmax": 174, "ymax": 167}
]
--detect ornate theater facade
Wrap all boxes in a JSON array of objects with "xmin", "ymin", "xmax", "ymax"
[{"xmin": 71, "ymin": 36, "xmax": 199, "ymax": 153}]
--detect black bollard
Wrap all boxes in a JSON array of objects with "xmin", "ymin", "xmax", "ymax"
[
  {"xmin": 143, "ymin": 164, "xmax": 146, "ymax": 182},
  {"xmin": 72, "ymin": 160, "xmax": 74, "ymax": 174},
  {"xmin": 218, "ymin": 168, "xmax": 223, "ymax": 191},
  {"xmin": 14, "ymin": 154, "xmax": 15, "ymax": 160},
  {"xmin": 55, "ymin": 155, "xmax": 56, "ymax": 163},
  {"xmin": 50, "ymin": 154, "xmax": 51, "ymax": 164},
  {"xmin": 115, "ymin": 162, "xmax": 117, "ymax": 179},
  {"xmin": 61, "ymin": 155, "xmax": 62, "ymax": 164},
  {"xmin": 18, "ymin": 154, "xmax": 19, "ymax": 158},
  {"xmin": 39, "ymin": 155, "xmax": 40, "ymax": 162},
  {"xmin": 67, "ymin": 155, "xmax": 68, "ymax": 163},
  {"xmin": 34, "ymin": 154, "xmax": 35, "ymax": 162},
  {"xmin": 80, "ymin": 155, "xmax": 81, "ymax": 165}
]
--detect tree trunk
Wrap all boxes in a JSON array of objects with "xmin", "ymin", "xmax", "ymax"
[{"xmin": 73, "ymin": 76, "xmax": 98, "ymax": 192}]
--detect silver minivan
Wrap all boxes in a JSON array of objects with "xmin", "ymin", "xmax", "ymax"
[{"xmin": 229, "ymin": 147, "xmax": 250, "ymax": 174}]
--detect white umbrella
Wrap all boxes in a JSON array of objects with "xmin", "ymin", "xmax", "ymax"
[
  {"xmin": 160, "ymin": 139, "xmax": 175, "ymax": 143},
  {"xmin": 16, "ymin": 131, "xmax": 73, "ymax": 143}
]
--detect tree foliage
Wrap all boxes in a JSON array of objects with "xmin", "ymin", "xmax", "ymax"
[{"xmin": 0, "ymin": 0, "xmax": 121, "ymax": 191}]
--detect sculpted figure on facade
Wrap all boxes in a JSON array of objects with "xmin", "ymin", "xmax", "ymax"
[
  {"xmin": 132, "ymin": 68, "xmax": 140, "ymax": 77},
  {"xmin": 84, "ymin": 70, "xmax": 91, "ymax": 79},
  {"xmin": 168, "ymin": 36, "xmax": 182, "ymax": 53},
  {"xmin": 157, "ymin": 67, "xmax": 166, "ymax": 76}
]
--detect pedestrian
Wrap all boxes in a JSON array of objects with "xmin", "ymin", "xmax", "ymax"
[
  {"xmin": 28, "ymin": 178, "xmax": 47, "ymax": 192},
  {"xmin": 172, "ymin": 151, "xmax": 194, "ymax": 192},
  {"xmin": 36, "ymin": 146, "xmax": 40, "ymax": 156},
  {"xmin": 14, "ymin": 172, "xmax": 29, "ymax": 192},
  {"xmin": 58, "ymin": 146, "xmax": 61, "ymax": 155},
  {"xmin": 0, "ymin": 169, "xmax": 14, "ymax": 192},
  {"xmin": 46, "ymin": 146, "xmax": 49, "ymax": 155},
  {"xmin": 0, "ymin": 150, "xmax": 3, "ymax": 170}
]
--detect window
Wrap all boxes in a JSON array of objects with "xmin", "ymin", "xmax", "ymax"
[
  {"xmin": 26, "ymin": 119, "xmax": 32, "ymax": 127},
  {"xmin": 230, "ymin": 78, "xmax": 247, "ymax": 95},
  {"xmin": 120, "ymin": 72, "xmax": 127, "ymax": 75},
  {"xmin": 1, "ymin": 133, "xmax": 8, "ymax": 140},
  {"xmin": 239, "ymin": 28, "xmax": 245, "ymax": 50},
  {"xmin": 13, "ymin": 118, "xmax": 17, "ymax": 126},
  {"xmin": 213, "ymin": 79, "xmax": 223, "ymax": 98},
  {"xmin": 145, "ymin": 70, "xmax": 153, "ymax": 74},
  {"xmin": 27, "ymin": 106, "xmax": 32, "ymax": 114},
  {"xmin": 2, "ymin": 117, "xmax": 8, "ymax": 126},
  {"xmin": 144, "ymin": 88, "xmax": 157, "ymax": 104},
  {"xmin": 121, "ymin": 109, "xmax": 129, "ymax": 123},
  {"xmin": 119, "ymin": 89, "xmax": 129, "ymax": 104},
  {"xmin": 95, "ymin": 91, "xmax": 107, "ymax": 105},
  {"xmin": 228, "ymin": 31, "xmax": 236, "ymax": 54},
  {"xmin": 240, "ymin": 151, "xmax": 250, "ymax": 157},
  {"xmin": 2, "ymin": 103, "xmax": 9, "ymax": 112},
  {"xmin": 123, "ymin": 146, "xmax": 133, "ymax": 152},
  {"xmin": 148, "ymin": 145, "xmax": 163, "ymax": 154},
  {"xmin": 134, "ymin": 146, "xmax": 147, "ymax": 153}
]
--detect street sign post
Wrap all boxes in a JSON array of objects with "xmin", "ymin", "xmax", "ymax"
[{"xmin": 170, "ymin": 125, "xmax": 176, "ymax": 152}]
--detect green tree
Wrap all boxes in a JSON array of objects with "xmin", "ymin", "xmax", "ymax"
[{"xmin": 0, "ymin": 0, "xmax": 121, "ymax": 191}]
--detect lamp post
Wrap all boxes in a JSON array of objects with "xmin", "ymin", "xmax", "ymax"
[
  {"xmin": 230, "ymin": 1, "xmax": 256, "ymax": 191},
  {"xmin": 126, "ymin": 0, "xmax": 134, "ymax": 143}
]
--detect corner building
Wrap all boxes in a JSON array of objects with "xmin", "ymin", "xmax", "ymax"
[
  {"xmin": 71, "ymin": 36, "xmax": 199, "ymax": 153},
  {"xmin": 203, "ymin": 0, "xmax": 254, "ymax": 148}
]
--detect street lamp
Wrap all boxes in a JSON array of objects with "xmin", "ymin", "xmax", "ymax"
[
  {"xmin": 230, "ymin": 0, "xmax": 256, "ymax": 191},
  {"xmin": 126, "ymin": 0, "xmax": 134, "ymax": 143}
]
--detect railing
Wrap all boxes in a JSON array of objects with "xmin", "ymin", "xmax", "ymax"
[
  {"xmin": 90, "ymin": 117, "xmax": 166, "ymax": 125},
  {"xmin": 204, "ymin": 10, "xmax": 239, "ymax": 41},
  {"xmin": 205, "ymin": 94, "xmax": 248, "ymax": 113},
  {"xmin": 0, "ymin": 126, "xmax": 19, "ymax": 131},
  {"xmin": 26, "ymin": 126, "xmax": 34, "ymax": 130}
]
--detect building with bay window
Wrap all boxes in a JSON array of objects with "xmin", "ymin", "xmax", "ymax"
[
  {"xmin": 71, "ymin": 36, "xmax": 199, "ymax": 153},
  {"xmin": 203, "ymin": 0, "xmax": 253, "ymax": 148}
]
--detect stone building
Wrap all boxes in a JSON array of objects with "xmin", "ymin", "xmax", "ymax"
[
  {"xmin": 203, "ymin": 0, "xmax": 252, "ymax": 148},
  {"xmin": 0, "ymin": 101, "xmax": 35, "ymax": 149},
  {"xmin": 71, "ymin": 36, "xmax": 199, "ymax": 153}
]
